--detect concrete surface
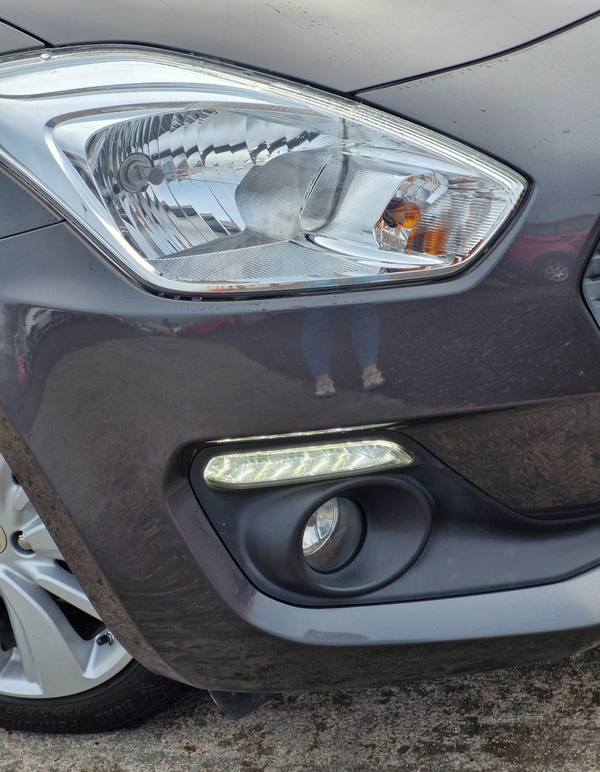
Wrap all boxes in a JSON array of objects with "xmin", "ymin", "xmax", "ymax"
[{"xmin": 2, "ymin": 647, "xmax": 600, "ymax": 771}]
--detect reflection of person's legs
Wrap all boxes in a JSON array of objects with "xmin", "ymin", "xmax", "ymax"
[
  {"xmin": 349, "ymin": 305, "xmax": 385, "ymax": 390},
  {"xmin": 301, "ymin": 308, "xmax": 336, "ymax": 397}
]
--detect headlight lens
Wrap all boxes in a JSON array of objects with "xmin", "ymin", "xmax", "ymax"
[{"xmin": 0, "ymin": 47, "xmax": 526, "ymax": 297}]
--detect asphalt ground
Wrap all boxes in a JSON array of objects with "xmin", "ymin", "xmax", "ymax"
[{"xmin": 1, "ymin": 646, "xmax": 600, "ymax": 771}]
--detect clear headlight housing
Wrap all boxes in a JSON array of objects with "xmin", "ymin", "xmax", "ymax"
[{"xmin": 0, "ymin": 47, "xmax": 525, "ymax": 297}]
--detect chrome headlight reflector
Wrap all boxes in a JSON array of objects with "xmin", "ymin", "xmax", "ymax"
[{"xmin": 0, "ymin": 47, "xmax": 526, "ymax": 296}]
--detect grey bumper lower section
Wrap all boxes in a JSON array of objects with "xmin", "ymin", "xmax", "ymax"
[
  {"xmin": 160, "ymin": 485, "xmax": 600, "ymax": 691},
  {"xmin": 250, "ymin": 562, "xmax": 600, "ymax": 647},
  {"xmin": 178, "ymin": 464, "xmax": 600, "ymax": 648}
]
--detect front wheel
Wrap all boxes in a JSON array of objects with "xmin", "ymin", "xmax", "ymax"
[{"xmin": 0, "ymin": 455, "xmax": 187, "ymax": 732}]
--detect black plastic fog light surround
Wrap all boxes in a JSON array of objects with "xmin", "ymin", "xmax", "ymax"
[
  {"xmin": 190, "ymin": 434, "xmax": 433, "ymax": 603},
  {"xmin": 185, "ymin": 430, "xmax": 600, "ymax": 608}
]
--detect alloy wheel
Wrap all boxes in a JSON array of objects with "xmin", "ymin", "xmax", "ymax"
[{"xmin": 0, "ymin": 455, "xmax": 131, "ymax": 698}]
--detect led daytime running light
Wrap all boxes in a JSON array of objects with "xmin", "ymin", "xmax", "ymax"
[{"xmin": 203, "ymin": 440, "xmax": 413, "ymax": 488}]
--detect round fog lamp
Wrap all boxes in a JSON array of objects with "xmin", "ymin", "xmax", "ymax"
[
  {"xmin": 302, "ymin": 499, "xmax": 339, "ymax": 557},
  {"xmin": 302, "ymin": 497, "xmax": 364, "ymax": 573}
]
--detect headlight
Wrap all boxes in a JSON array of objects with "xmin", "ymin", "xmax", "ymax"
[{"xmin": 0, "ymin": 47, "xmax": 526, "ymax": 297}]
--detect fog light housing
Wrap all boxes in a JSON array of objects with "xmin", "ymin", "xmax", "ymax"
[{"xmin": 302, "ymin": 497, "xmax": 364, "ymax": 573}]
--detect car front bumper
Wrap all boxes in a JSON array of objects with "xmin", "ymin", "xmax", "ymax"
[{"xmin": 1, "ymin": 15, "xmax": 600, "ymax": 691}]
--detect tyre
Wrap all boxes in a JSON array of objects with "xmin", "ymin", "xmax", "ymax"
[
  {"xmin": 0, "ymin": 455, "xmax": 187, "ymax": 733},
  {"xmin": 536, "ymin": 252, "xmax": 573, "ymax": 284}
]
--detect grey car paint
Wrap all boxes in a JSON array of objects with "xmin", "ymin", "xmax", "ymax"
[
  {"xmin": 358, "ymin": 14, "xmax": 600, "ymax": 223},
  {"xmin": 359, "ymin": 12, "xmax": 600, "ymax": 510},
  {"xmin": 0, "ymin": 167, "xmax": 59, "ymax": 239},
  {"xmin": 1, "ymin": 10, "xmax": 600, "ymax": 692},
  {"xmin": 0, "ymin": 1, "xmax": 600, "ymax": 92},
  {"xmin": 0, "ymin": 20, "xmax": 42, "ymax": 56}
]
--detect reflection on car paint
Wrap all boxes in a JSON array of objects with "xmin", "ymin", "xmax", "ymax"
[{"xmin": 500, "ymin": 215, "xmax": 594, "ymax": 284}]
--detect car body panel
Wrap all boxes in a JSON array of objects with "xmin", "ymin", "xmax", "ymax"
[
  {"xmin": 359, "ymin": 13, "xmax": 600, "ymax": 511},
  {"xmin": 0, "ymin": 1, "xmax": 599, "ymax": 92},
  {"xmin": 358, "ymin": 15, "xmax": 600, "ymax": 223},
  {"xmin": 0, "ymin": 20, "xmax": 42, "ymax": 55},
  {"xmin": 1, "ymin": 13, "xmax": 600, "ymax": 691},
  {"xmin": 0, "ymin": 167, "xmax": 59, "ymax": 241}
]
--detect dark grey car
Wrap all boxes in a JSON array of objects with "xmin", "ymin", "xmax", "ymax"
[{"xmin": 0, "ymin": 0, "xmax": 600, "ymax": 733}]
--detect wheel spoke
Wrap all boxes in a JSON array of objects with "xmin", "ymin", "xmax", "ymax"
[
  {"xmin": 0, "ymin": 453, "xmax": 132, "ymax": 698},
  {"xmin": 25, "ymin": 559, "xmax": 101, "ymax": 620},
  {"xmin": 0, "ymin": 566, "xmax": 89, "ymax": 694},
  {"xmin": 19, "ymin": 515, "xmax": 64, "ymax": 561}
]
